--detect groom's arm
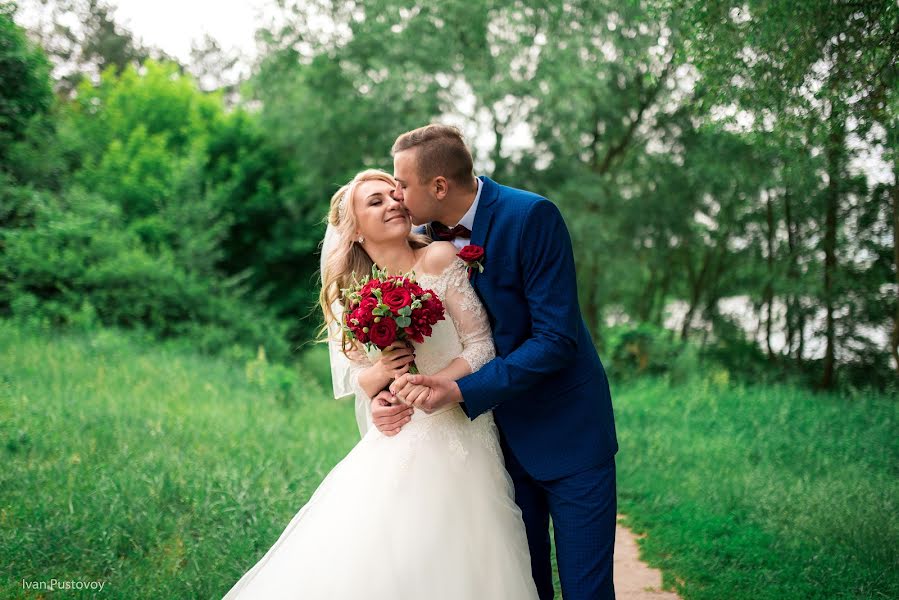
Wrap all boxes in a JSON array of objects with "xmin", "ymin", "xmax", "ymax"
[{"xmin": 457, "ymin": 198, "xmax": 582, "ymax": 419}]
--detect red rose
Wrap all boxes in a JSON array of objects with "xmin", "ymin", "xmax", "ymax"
[
  {"xmin": 346, "ymin": 307, "xmax": 363, "ymax": 327},
  {"xmin": 360, "ymin": 280, "xmax": 383, "ymax": 296},
  {"xmin": 356, "ymin": 306, "xmax": 374, "ymax": 326},
  {"xmin": 345, "ymin": 311, "xmax": 369, "ymax": 343},
  {"xmin": 417, "ymin": 296, "xmax": 445, "ymax": 324},
  {"xmin": 359, "ymin": 296, "xmax": 378, "ymax": 313},
  {"xmin": 369, "ymin": 317, "xmax": 398, "ymax": 348},
  {"xmin": 383, "ymin": 287, "xmax": 412, "ymax": 311},
  {"xmin": 403, "ymin": 326, "xmax": 425, "ymax": 344},
  {"xmin": 345, "ymin": 308, "xmax": 368, "ymax": 337},
  {"xmin": 457, "ymin": 245, "xmax": 485, "ymax": 263},
  {"xmin": 415, "ymin": 320, "xmax": 433, "ymax": 337}
]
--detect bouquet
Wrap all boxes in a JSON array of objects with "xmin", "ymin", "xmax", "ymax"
[{"xmin": 342, "ymin": 265, "xmax": 446, "ymax": 374}]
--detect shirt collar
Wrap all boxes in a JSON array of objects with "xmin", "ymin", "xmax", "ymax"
[{"xmin": 454, "ymin": 177, "xmax": 482, "ymax": 231}]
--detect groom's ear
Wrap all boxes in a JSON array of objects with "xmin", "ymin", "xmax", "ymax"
[{"xmin": 433, "ymin": 176, "xmax": 448, "ymax": 199}]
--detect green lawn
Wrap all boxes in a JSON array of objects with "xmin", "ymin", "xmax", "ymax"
[
  {"xmin": 1, "ymin": 321, "xmax": 359, "ymax": 598},
  {"xmin": 615, "ymin": 376, "xmax": 898, "ymax": 599},
  {"xmin": 1, "ymin": 321, "xmax": 896, "ymax": 598}
]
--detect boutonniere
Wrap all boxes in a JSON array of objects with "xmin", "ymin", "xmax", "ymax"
[{"xmin": 457, "ymin": 244, "xmax": 485, "ymax": 279}]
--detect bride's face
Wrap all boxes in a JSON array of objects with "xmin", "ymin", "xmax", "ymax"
[{"xmin": 352, "ymin": 179, "xmax": 412, "ymax": 244}]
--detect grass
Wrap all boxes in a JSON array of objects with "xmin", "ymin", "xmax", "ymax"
[
  {"xmin": 1, "ymin": 320, "xmax": 896, "ymax": 598},
  {"xmin": 1, "ymin": 321, "xmax": 359, "ymax": 598},
  {"xmin": 615, "ymin": 376, "xmax": 898, "ymax": 599}
]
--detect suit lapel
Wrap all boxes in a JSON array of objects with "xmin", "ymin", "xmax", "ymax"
[{"xmin": 469, "ymin": 176, "xmax": 500, "ymax": 290}]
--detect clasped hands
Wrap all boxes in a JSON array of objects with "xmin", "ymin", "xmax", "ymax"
[{"xmin": 369, "ymin": 342, "xmax": 462, "ymax": 437}]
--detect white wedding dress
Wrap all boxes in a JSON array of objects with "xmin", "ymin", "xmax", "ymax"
[{"xmin": 223, "ymin": 257, "xmax": 539, "ymax": 600}]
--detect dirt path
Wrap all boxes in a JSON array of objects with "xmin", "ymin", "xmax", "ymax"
[{"xmin": 614, "ymin": 516, "xmax": 681, "ymax": 600}]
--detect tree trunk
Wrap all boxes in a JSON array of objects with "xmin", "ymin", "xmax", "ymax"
[
  {"xmin": 680, "ymin": 249, "xmax": 711, "ymax": 341},
  {"xmin": 784, "ymin": 189, "xmax": 798, "ymax": 358},
  {"xmin": 764, "ymin": 191, "xmax": 776, "ymax": 359},
  {"xmin": 890, "ymin": 176, "xmax": 899, "ymax": 373},
  {"xmin": 797, "ymin": 297, "xmax": 806, "ymax": 362},
  {"xmin": 638, "ymin": 262, "xmax": 657, "ymax": 322},
  {"xmin": 490, "ymin": 116, "xmax": 508, "ymax": 179},
  {"xmin": 680, "ymin": 298, "xmax": 697, "ymax": 341},
  {"xmin": 820, "ymin": 116, "xmax": 844, "ymax": 389},
  {"xmin": 594, "ymin": 56, "xmax": 675, "ymax": 176},
  {"xmin": 654, "ymin": 266, "xmax": 672, "ymax": 327},
  {"xmin": 583, "ymin": 260, "xmax": 603, "ymax": 342}
]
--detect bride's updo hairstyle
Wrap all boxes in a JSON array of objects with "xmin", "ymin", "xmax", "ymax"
[{"xmin": 318, "ymin": 169, "xmax": 429, "ymax": 353}]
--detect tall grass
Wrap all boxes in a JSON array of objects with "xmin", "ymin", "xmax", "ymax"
[
  {"xmin": 2, "ymin": 321, "xmax": 895, "ymax": 598},
  {"xmin": 615, "ymin": 376, "xmax": 898, "ymax": 599},
  {"xmin": 1, "ymin": 321, "xmax": 359, "ymax": 598}
]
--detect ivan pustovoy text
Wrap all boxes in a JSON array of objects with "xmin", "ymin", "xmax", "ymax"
[{"xmin": 22, "ymin": 579, "xmax": 106, "ymax": 592}]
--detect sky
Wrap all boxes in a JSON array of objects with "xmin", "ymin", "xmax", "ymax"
[
  {"xmin": 18, "ymin": 0, "xmax": 271, "ymax": 64},
  {"xmin": 111, "ymin": 0, "xmax": 272, "ymax": 63}
]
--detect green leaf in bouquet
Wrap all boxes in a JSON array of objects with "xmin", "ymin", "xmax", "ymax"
[{"xmin": 396, "ymin": 316, "xmax": 411, "ymax": 328}]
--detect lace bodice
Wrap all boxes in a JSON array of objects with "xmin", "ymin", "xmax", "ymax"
[
  {"xmin": 408, "ymin": 257, "xmax": 496, "ymax": 376},
  {"xmin": 345, "ymin": 257, "xmax": 496, "ymax": 436}
]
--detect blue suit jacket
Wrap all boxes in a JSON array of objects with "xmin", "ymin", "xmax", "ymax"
[{"xmin": 454, "ymin": 176, "xmax": 617, "ymax": 480}]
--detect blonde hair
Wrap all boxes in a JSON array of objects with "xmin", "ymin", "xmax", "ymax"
[{"xmin": 318, "ymin": 168, "xmax": 430, "ymax": 353}]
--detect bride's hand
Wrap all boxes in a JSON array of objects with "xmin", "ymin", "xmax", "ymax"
[
  {"xmin": 370, "ymin": 390, "xmax": 413, "ymax": 436},
  {"xmin": 375, "ymin": 341, "xmax": 415, "ymax": 381},
  {"xmin": 394, "ymin": 383, "xmax": 430, "ymax": 406},
  {"xmin": 392, "ymin": 374, "xmax": 461, "ymax": 413}
]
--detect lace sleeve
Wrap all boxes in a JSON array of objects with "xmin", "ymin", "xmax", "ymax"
[
  {"xmin": 329, "ymin": 330, "xmax": 375, "ymax": 438},
  {"xmin": 347, "ymin": 358, "xmax": 375, "ymax": 438},
  {"xmin": 444, "ymin": 258, "xmax": 496, "ymax": 373}
]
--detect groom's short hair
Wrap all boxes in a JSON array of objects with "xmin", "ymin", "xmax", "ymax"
[{"xmin": 391, "ymin": 124, "xmax": 474, "ymax": 185}]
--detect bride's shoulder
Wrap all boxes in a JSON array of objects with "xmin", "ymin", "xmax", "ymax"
[{"xmin": 417, "ymin": 241, "xmax": 460, "ymax": 276}]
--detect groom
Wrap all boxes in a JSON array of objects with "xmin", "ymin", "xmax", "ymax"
[{"xmin": 371, "ymin": 124, "xmax": 618, "ymax": 600}]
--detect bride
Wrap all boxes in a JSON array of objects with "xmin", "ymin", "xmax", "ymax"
[{"xmin": 222, "ymin": 169, "xmax": 539, "ymax": 599}]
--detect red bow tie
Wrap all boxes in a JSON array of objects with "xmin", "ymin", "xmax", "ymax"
[{"xmin": 430, "ymin": 222, "xmax": 472, "ymax": 241}]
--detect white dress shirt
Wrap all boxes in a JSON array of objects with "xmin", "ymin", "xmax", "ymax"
[{"xmin": 447, "ymin": 177, "xmax": 482, "ymax": 250}]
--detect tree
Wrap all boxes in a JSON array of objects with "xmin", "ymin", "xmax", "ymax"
[
  {"xmin": 0, "ymin": 3, "xmax": 53, "ymax": 170},
  {"xmin": 19, "ymin": 0, "xmax": 155, "ymax": 96},
  {"xmin": 678, "ymin": 0, "xmax": 897, "ymax": 387}
]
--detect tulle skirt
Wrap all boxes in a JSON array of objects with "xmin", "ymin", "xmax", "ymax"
[{"xmin": 222, "ymin": 405, "xmax": 539, "ymax": 599}]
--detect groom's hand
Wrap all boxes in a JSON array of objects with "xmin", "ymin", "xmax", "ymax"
[
  {"xmin": 370, "ymin": 391, "xmax": 413, "ymax": 436},
  {"xmin": 397, "ymin": 383, "xmax": 431, "ymax": 406},
  {"xmin": 391, "ymin": 374, "xmax": 462, "ymax": 413}
]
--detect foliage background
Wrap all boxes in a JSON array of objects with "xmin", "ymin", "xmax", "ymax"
[
  {"xmin": 1, "ymin": 1, "xmax": 896, "ymax": 598},
  {"xmin": 2, "ymin": 0, "xmax": 896, "ymax": 389}
]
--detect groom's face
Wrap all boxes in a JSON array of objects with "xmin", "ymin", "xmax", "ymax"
[{"xmin": 392, "ymin": 149, "xmax": 438, "ymax": 226}]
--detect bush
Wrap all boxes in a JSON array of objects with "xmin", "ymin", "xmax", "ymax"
[
  {"xmin": 607, "ymin": 323, "xmax": 690, "ymax": 380},
  {"xmin": 0, "ymin": 186, "xmax": 290, "ymax": 358},
  {"xmin": 700, "ymin": 311, "xmax": 773, "ymax": 382}
]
